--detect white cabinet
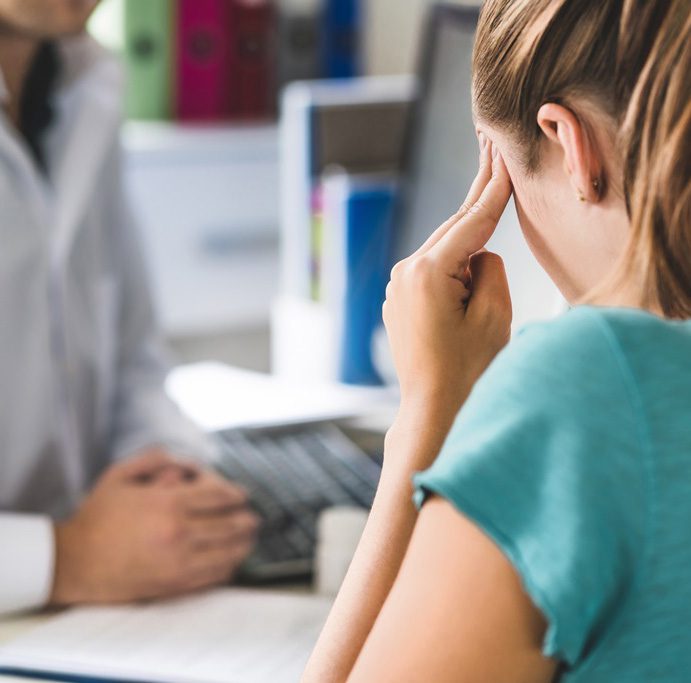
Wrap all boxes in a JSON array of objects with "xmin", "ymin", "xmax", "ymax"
[{"xmin": 122, "ymin": 122, "xmax": 280, "ymax": 337}]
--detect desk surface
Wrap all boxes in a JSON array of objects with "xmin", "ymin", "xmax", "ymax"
[
  {"xmin": 0, "ymin": 611, "xmax": 50, "ymax": 644},
  {"xmin": 0, "ymin": 584, "xmax": 317, "ymax": 683},
  {"xmin": 0, "ymin": 612, "xmax": 52, "ymax": 682}
]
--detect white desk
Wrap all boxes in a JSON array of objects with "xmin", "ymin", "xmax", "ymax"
[
  {"xmin": 166, "ymin": 361, "xmax": 398, "ymax": 433},
  {"xmin": 0, "ymin": 612, "xmax": 48, "ymax": 644},
  {"xmin": 0, "ymin": 585, "xmax": 321, "ymax": 683},
  {"xmin": 0, "ymin": 612, "xmax": 52, "ymax": 682}
]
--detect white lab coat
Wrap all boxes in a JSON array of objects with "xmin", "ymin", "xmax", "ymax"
[{"xmin": 0, "ymin": 36, "xmax": 214, "ymax": 615}]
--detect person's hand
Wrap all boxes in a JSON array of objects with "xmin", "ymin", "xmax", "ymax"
[
  {"xmin": 120, "ymin": 446, "xmax": 199, "ymax": 484},
  {"xmin": 50, "ymin": 450, "xmax": 259, "ymax": 606},
  {"xmin": 383, "ymin": 135, "xmax": 513, "ymax": 426}
]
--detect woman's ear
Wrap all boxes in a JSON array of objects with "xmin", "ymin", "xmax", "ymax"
[{"xmin": 536, "ymin": 103, "xmax": 603, "ymax": 203}]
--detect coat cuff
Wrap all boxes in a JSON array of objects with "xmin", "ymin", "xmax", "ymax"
[{"xmin": 0, "ymin": 514, "xmax": 55, "ymax": 615}]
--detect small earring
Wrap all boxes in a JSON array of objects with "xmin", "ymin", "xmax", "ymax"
[
  {"xmin": 577, "ymin": 190, "xmax": 586, "ymax": 202},
  {"xmin": 592, "ymin": 178, "xmax": 601, "ymax": 198}
]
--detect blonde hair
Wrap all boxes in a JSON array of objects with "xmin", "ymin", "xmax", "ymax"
[{"xmin": 473, "ymin": 0, "xmax": 691, "ymax": 318}]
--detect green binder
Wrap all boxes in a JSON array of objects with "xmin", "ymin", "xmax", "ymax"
[{"xmin": 124, "ymin": 0, "xmax": 173, "ymax": 120}]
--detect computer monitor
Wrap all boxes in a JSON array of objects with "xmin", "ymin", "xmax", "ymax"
[{"xmin": 395, "ymin": 3, "xmax": 563, "ymax": 328}]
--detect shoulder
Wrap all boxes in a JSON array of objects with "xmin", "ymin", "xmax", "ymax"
[
  {"xmin": 57, "ymin": 35, "xmax": 124, "ymax": 96},
  {"xmin": 429, "ymin": 307, "xmax": 647, "ymax": 515},
  {"xmin": 502, "ymin": 305, "xmax": 618, "ymax": 369},
  {"xmin": 55, "ymin": 35, "xmax": 125, "ymax": 144},
  {"xmin": 472, "ymin": 306, "xmax": 633, "ymax": 418},
  {"xmin": 417, "ymin": 307, "xmax": 651, "ymax": 669},
  {"xmin": 428, "ymin": 306, "xmax": 646, "ymax": 474}
]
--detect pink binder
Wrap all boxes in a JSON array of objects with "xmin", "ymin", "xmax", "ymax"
[{"xmin": 175, "ymin": 0, "xmax": 233, "ymax": 121}]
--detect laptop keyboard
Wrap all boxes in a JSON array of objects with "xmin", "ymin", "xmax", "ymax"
[{"xmin": 214, "ymin": 423, "xmax": 382, "ymax": 580}]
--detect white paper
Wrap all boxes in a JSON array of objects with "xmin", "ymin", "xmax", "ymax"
[
  {"xmin": 166, "ymin": 362, "xmax": 397, "ymax": 432},
  {"xmin": 0, "ymin": 589, "xmax": 332, "ymax": 683}
]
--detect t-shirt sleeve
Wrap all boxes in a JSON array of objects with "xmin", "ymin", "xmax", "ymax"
[{"xmin": 413, "ymin": 309, "xmax": 648, "ymax": 668}]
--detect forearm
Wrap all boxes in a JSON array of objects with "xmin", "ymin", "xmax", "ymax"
[
  {"xmin": 107, "ymin": 165, "xmax": 215, "ymax": 465},
  {"xmin": 302, "ymin": 466, "xmax": 416, "ymax": 683},
  {"xmin": 110, "ymin": 349, "xmax": 217, "ymax": 464},
  {"xmin": 302, "ymin": 401, "xmax": 459, "ymax": 682}
]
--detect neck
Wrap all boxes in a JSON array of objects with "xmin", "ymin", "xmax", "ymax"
[
  {"xmin": 0, "ymin": 32, "xmax": 41, "ymax": 127},
  {"xmin": 583, "ymin": 265, "xmax": 666, "ymax": 318}
]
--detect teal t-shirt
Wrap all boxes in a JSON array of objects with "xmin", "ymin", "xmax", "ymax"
[{"xmin": 414, "ymin": 306, "xmax": 691, "ymax": 682}]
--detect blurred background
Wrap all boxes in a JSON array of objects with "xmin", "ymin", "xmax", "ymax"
[
  {"xmin": 88, "ymin": 0, "xmax": 560, "ymax": 390},
  {"xmin": 86, "ymin": 0, "xmax": 480, "ymax": 377}
]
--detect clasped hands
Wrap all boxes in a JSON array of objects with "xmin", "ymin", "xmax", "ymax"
[{"xmin": 51, "ymin": 448, "xmax": 259, "ymax": 606}]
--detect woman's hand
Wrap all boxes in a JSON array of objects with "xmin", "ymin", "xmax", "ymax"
[{"xmin": 384, "ymin": 137, "xmax": 513, "ymax": 430}]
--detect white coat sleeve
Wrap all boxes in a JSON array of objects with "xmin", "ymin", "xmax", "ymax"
[
  {"xmin": 104, "ymin": 143, "xmax": 218, "ymax": 464},
  {"xmin": 0, "ymin": 514, "xmax": 54, "ymax": 615}
]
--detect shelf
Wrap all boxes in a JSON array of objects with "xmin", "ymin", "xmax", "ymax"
[
  {"xmin": 122, "ymin": 121, "xmax": 279, "ymax": 163},
  {"xmin": 121, "ymin": 120, "xmax": 281, "ymax": 337}
]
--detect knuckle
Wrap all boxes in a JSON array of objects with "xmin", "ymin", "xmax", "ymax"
[
  {"xmin": 238, "ymin": 507, "xmax": 260, "ymax": 524},
  {"xmin": 194, "ymin": 471, "xmax": 215, "ymax": 489},
  {"xmin": 235, "ymin": 488, "xmax": 250, "ymax": 505},
  {"xmin": 223, "ymin": 481, "xmax": 248, "ymax": 504},
  {"xmin": 467, "ymin": 197, "xmax": 484, "ymax": 215},
  {"xmin": 226, "ymin": 514, "xmax": 256, "ymax": 540},
  {"xmin": 468, "ymin": 197, "xmax": 486, "ymax": 216},
  {"xmin": 199, "ymin": 467, "xmax": 219, "ymax": 482},
  {"xmin": 456, "ymin": 201, "xmax": 472, "ymax": 216},
  {"xmin": 409, "ymin": 255, "xmax": 436, "ymax": 284},
  {"xmin": 409, "ymin": 254, "xmax": 429, "ymax": 274},
  {"xmin": 392, "ymin": 254, "xmax": 438, "ymax": 289},
  {"xmin": 478, "ymin": 250, "xmax": 505, "ymax": 269},
  {"xmin": 469, "ymin": 198, "xmax": 501, "ymax": 225},
  {"xmin": 243, "ymin": 512, "xmax": 262, "ymax": 533},
  {"xmin": 490, "ymin": 170, "xmax": 511, "ymax": 194},
  {"xmin": 390, "ymin": 259, "xmax": 406, "ymax": 280}
]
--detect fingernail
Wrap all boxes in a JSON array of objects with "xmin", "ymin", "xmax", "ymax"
[
  {"xmin": 478, "ymin": 132, "xmax": 487, "ymax": 151},
  {"xmin": 492, "ymin": 143, "xmax": 499, "ymax": 159}
]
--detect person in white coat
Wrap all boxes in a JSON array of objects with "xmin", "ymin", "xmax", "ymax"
[{"xmin": 0, "ymin": 0, "xmax": 258, "ymax": 615}]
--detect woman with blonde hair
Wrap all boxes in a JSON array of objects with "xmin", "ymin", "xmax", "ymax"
[{"xmin": 303, "ymin": 0, "xmax": 691, "ymax": 680}]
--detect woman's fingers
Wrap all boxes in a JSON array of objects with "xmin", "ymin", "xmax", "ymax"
[
  {"xmin": 430, "ymin": 145, "xmax": 512, "ymax": 272},
  {"xmin": 411, "ymin": 134, "xmax": 493, "ymax": 258}
]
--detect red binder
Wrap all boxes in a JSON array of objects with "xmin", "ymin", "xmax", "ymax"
[
  {"xmin": 175, "ymin": 0, "xmax": 233, "ymax": 121},
  {"xmin": 227, "ymin": 0, "xmax": 276, "ymax": 120}
]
